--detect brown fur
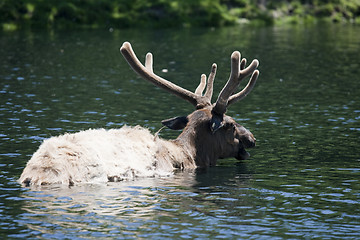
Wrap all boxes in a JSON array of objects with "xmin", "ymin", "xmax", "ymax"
[{"xmin": 171, "ymin": 107, "xmax": 255, "ymax": 168}]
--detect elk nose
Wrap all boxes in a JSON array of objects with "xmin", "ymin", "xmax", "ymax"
[{"xmin": 241, "ymin": 134, "xmax": 256, "ymax": 148}]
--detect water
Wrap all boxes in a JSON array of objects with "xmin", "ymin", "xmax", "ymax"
[{"xmin": 1, "ymin": 24, "xmax": 360, "ymax": 239}]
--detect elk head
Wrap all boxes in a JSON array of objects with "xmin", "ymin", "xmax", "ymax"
[{"xmin": 120, "ymin": 42, "xmax": 259, "ymax": 167}]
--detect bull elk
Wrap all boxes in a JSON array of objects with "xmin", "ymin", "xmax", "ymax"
[{"xmin": 19, "ymin": 42, "xmax": 259, "ymax": 186}]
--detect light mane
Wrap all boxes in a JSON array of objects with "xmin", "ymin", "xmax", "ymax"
[{"xmin": 19, "ymin": 126, "xmax": 193, "ymax": 186}]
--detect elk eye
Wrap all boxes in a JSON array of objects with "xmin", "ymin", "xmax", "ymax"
[{"xmin": 223, "ymin": 122, "xmax": 233, "ymax": 130}]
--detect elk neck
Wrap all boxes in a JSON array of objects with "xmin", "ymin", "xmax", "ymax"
[
  {"xmin": 154, "ymin": 137, "xmax": 197, "ymax": 171},
  {"xmin": 172, "ymin": 109, "xmax": 221, "ymax": 168}
]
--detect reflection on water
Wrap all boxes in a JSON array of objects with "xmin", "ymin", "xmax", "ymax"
[
  {"xmin": 10, "ymin": 166, "xmax": 360, "ymax": 239},
  {"xmin": 1, "ymin": 23, "xmax": 360, "ymax": 239}
]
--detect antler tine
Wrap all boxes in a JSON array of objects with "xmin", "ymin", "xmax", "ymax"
[
  {"xmin": 195, "ymin": 74, "xmax": 206, "ymax": 95},
  {"xmin": 213, "ymin": 51, "xmax": 241, "ymax": 115},
  {"xmin": 213, "ymin": 51, "xmax": 259, "ymax": 115},
  {"xmin": 240, "ymin": 58, "xmax": 246, "ymax": 70},
  {"xmin": 228, "ymin": 70, "xmax": 259, "ymax": 105},
  {"xmin": 239, "ymin": 59, "xmax": 259, "ymax": 80},
  {"xmin": 226, "ymin": 58, "xmax": 259, "ymax": 106},
  {"xmin": 120, "ymin": 42, "xmax": 198, "ymax": 106},
  {"xmin": 145, "ymin": 52, "xmax": 154, "ymax": 73},
  {"xmin": 204, "ymin": 63, "xmax": 217, "ymax": 102}
]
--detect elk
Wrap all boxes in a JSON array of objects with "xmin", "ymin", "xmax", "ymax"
[{"xmin": 19, "ymin": 42, "xmax": 259, "ymax": 186}]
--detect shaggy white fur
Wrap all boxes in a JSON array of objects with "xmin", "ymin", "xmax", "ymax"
[{"xmin": 19, "ymin": 126, "xmax": 177, "ymax": 185}]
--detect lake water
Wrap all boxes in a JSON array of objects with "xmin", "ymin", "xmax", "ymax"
[{"xmin": 1, "ymin": 23, "xmax": 359, "ymax": 239}]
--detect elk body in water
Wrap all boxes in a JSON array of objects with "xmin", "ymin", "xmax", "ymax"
[{"xmin": 19, "ymin": 42, "xmax": 260, "ymax": 186}]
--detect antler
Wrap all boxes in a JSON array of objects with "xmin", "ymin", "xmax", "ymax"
[
  {"xmin": 213, "ymin": 51, "xmax": 259, "ymax": 115},
  {"xmin": 195, "ymin": 74, "xmax": 206, "ymax": 95},
  {"xmin": 121, "ymin": 42, "xmax": 198, "ymax": 106},
  {"xmin": 120, "ymin": 42, "xmax": 214, "ymax": 109},
  {"xmin": 120, "ymin": 42, "xmax": 258, "ymax": 114},
  {"xmin": 194, "ymin": 63, "xmax": 216, "ymax": 100}
]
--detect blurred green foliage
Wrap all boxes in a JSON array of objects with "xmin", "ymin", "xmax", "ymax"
[{"xmin": 1, "ymin": 0, "xmax": 360, "ymax": 30}]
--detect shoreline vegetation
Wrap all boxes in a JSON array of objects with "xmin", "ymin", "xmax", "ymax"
[{"xmin": 1, "ymin": 0, "xmax": 360, "ymax": 31}]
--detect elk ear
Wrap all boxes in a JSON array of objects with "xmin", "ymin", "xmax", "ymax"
[
  {"xmin": 210, "ymin": 113, "xmax": 224, "ymax": 133},
  {"xmin": 161, "ymin": 116, "xmax": 188, "ymax": 130}
]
